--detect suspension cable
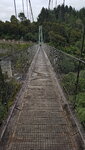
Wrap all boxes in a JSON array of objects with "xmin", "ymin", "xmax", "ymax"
[
  {"xmin": 22, "ymin": 0, "xmax": 25, "ymax": 14},
  {"xmin": 26, "ymin": 0, "xmax": 29, "ymax": 19},
  {"xmin": 28, "ymin": 0, "xmax": 34, "ymax": 22},
  {"xmin": 14, "ymin": 0, "xmax": 17, "ymax": 18}
]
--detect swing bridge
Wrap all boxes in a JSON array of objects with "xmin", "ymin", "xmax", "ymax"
[{"xmin": 0, "ymin": 0, "xmax": 85, "ymax": 150}]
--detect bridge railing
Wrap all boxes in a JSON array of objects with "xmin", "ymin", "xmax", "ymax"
[
  {"xmin": 44, "ymin": 44, "xmax": 85, "ymax": 126},
  {"xmin": 0, "ymin": 44, "xmax": 38, "ymax": 141}
]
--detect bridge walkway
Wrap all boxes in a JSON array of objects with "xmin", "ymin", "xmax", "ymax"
[{"xmin": 7, "ymin": 46, "xmax": 79, "ymax": 150}]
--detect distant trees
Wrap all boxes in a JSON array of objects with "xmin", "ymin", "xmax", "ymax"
[
  {"xmin": 10, "ymin": 15, "xmax": 18, "ymax": 24},
  {"xmin": 0, "ymin": 5, "xmax": 85, "ymax": 46},
  {"xmin": 18, "ymin": 12, "xmax": 27, "ymax": 22},
  {"xmin": 37, "ymin": 5, "xmax": 85, "ymax": 55},
  {"xmin": 79, "ymin": 8, "xmax": 85, "ymax": 24},
  {"xmin": 0, "ymin": 12, "xmax": 38, "ymax": 42},
  {"xmin": 38, "ymin": 5, "xmax": 78, "ymax": 24},
  {"xmin": 38, "ymin": 7, "xmax": 56, "ymax": 23}
]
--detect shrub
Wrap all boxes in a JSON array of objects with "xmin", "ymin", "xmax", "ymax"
[
  {"xmin": 0, "ymin": 103, "xmax": 6, "ymax": 125},
  {"xmin": 59, "ymin": 56, "xmax": 75, "ymax": 74},
  {"xmin": 76, "ymin": 93, "xmax": 85, "ymax": 108},
  {"xmin": 76, "ymin": 107, "xmax": 85, "ymax": 127},
  {"xmin": 62, "ymin": 72, "xmax": 76, "ymax": 94}
]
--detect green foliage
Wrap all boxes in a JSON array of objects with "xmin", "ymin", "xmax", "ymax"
[
  {"xmin": 24, "ymin": 32, "xmax": 37, "ymax": 42},
  {"xmin": 0, "ymin": 66, "xmax": 7, "ymax": 104},
  {"xmin": 0, "ymin": 79, "xmax": 20, "ymax": 124},
  {"xmin": 49, "ymin": 31, "xmax": 66, "ymax": 47},
  {"xmin": 10, "ymin": 15, "xmax": 18, "ymax": 24},
  {"xmin": 38, "ymin": 5, "xmax": 85, "ymax": 58},
  {"xmin": 63, "ymin": 45, "xmax": 80, "ymax": 56},
  {"xmin": 69, "ymin": 29, "xmax": 81, "ymax": 44},
  {"xmin": 0, "ymin": 13, "xmax": 38, "ymax": 41},
  {"xmin": 0, "ymin": 5, "xmax": 84, "ymax": 50},
  {"xmin": 38, "ymin": 8, "xmax": 56, "ymax": 23},
  {"xmin": 77, "ymin": 107, "xmax": 85, "ymax": 125},
  {"xmin": 0, "ymin": 42, "xmax": 32, "ymax": 56},
  {"xmin": 62, "ymin": 70, "xmax": 85, "ymax": 95},
  {"xmin": 79, "ymin": 8, "xmax": 85, "ymax": 24},
  {"xmin": 18, "ymin": 13, "xmax": 27, "ymax": 22},
  {"xmin": 63, "ymin": 72, "xmax": 76, "ymax": 94},
  {"xmin": 79, "ymin": 70, "xmax": 85, "ymax": 92},
  {"xmin": 76, "ymin": 93, "xmax": 85, "ymax": 108},
  {"xmin": 0, "ymin": 103, "xmax": 7, "ymax": 125},
  {"xmin": 62, "ymin": 71, "xmax": 85, "ymax": 127},
  {"xmin": 7, "ymin": 79, "xmax": 21, "ymax": 107},
  {"xmin": 0, "ymin": 42, "xmax": 33, "ymax": 124},
  {"xmin": 59, "ymin": 56, "xmax": 75, "ymax": 74}
]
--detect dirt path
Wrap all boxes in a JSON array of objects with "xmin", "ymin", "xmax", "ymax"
[{"xmin": 5, "ymin": 46, "xmax": 79, "ymax": 150}]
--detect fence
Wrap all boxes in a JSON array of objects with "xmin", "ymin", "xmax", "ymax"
[{"xmin": 0, "ymin": 44, "xmax": 38, "ymax": 144}]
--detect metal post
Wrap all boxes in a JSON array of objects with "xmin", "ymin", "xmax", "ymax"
[
  {"xmin": 39, "ymin": 26, "xmax": 43, "ymax": 44},
  {"xmin": 41, "ymin": 26, "xmax": 43, "ymax": 43},
  {"xmin": 14, "ymin": 0, "xmax": 17, "ymax": 18}
]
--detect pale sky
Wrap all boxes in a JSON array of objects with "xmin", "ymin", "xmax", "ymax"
[{"xmin": 0, "ymin": 0, "xmax": 85, "ymax": 21}]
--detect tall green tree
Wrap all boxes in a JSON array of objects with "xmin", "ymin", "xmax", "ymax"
[
  {"xmin": 18, "ymin": 13, "xmax": 27, "ymax": 22},
  {"xmin": 10, "ymin": 15, "xmax": 18, "ymax": 24}
]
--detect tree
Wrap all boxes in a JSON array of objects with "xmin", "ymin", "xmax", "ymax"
[
  {"xmin": 38, "ymin": 8, "xmax": 56, "ymax": 23},
  {"xmin": 10, "ymin": 15, "xmax": 18, "ymax": 24},
  {"xmin": 18, "ymin": 12, "xmax": 27, "ymax": 22},
  {"xmin": 79, "ymin": 8, "xmax": 85, "ymax": 24},
  {"xmin": 49, "ymin": 31, "xmax": 66, "ymax": 47}
]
